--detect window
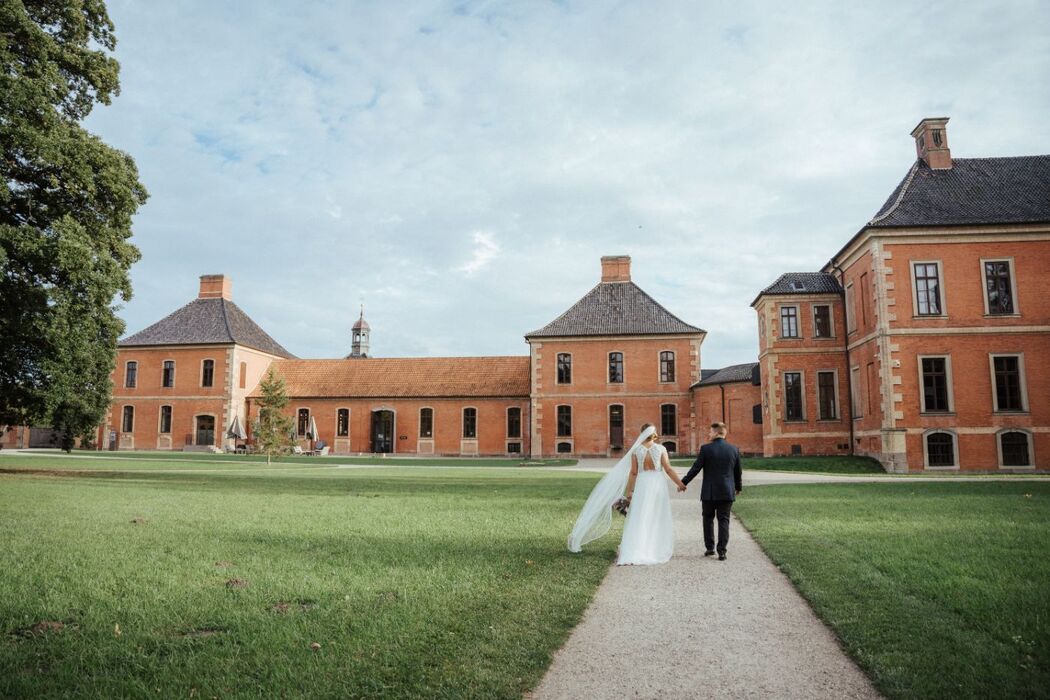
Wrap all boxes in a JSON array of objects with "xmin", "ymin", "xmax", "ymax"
[
  {"xmin": 752, "ymin": 404, "xmax": 762, "ymax": 424},
  {"xmin": 297, "ymin": 408, "xmax": 310, "ymax": 436},
  {"xmin": 507, "ymin": 442, "xmax": 521, "ymax": 454},
  {"xmin": 1000, "ymin": 431, "xmax": 1032, "ymax": 467},
  {"xmin": 850, "ymin": 366, "xmax": 862, "ymax": 418},
  {"xmin": 557, "ymin": 442, "xmax": 572, "ymax": 453},
  {"xmin": 201, "ymin": 359, "xmax": 214, "ymax": 387},
  {"xmin": 780, "ymin": 306, "xmax": 799, "ymax": 338},
  {"xmin": 817, "ymin": 371, "xmax": 837, "ymax": 420},
  {"xmin": 121, "ymin": 406, "xmax": 134, "ymax": 432},
  {"xmin": 845, "ymin": 284, "xmax": 857, "ymax": 333},
  {"xmin": 609, "ymin": 405, "xmax": 624, "ymax": 448},
  {"xmin": 159, "ymin": 405, "xmax": 172, "ymax": 434},
  {"xmin": 992, "ymin": 355, "xmax": 1025, "ymax": 411},
  {"xmin": 162, "ymin": 360, "xmax": 175, "ymax": 388},
  {"xmin": 866, "ymin": 362, "xmax": 876, "ymax": 416},
  {"xmin": 507, "ymin": 407, "xmax": 521, "ymax": 438},
  {"xmin": 920, "ymin": 357, "xmax": 951, "ymax": 413},
  {"xmin": 608, "ymin": 352, "xmax": 624, "ymax": 383},
  {"xmin": 913, "ymin": 262, "xmax": 942, "ymax": 315},
  {"xmin": 662, "ymin": 441, "xmax": 677, "ymax": 454},
  {"xmin": 784, "ymin": 372, "xmax": 803, "ymax": 421},
  {"xmin": 661, "ymin": 404, "xmax": 677, "ymax": 436},
  {"xmin": 926, "ymin": 432, "xmax": 956, "ymax": 468},
  {"xmin": 812, "ymin": 305, "xmax": 832, "ymax": 338},
  {"xmin": 984, "ymin": 260, "xmax": 1015, "ymax": 315},
  {"xmin": 125, "ymin": 361, "xmax": 137, "ymax": 388},
  {"xmin": 556, "ymin": 353, "xmax": 572, "ymax": 384},
  {"xmin": 239, "ymin": 362, "xmax": 247, "ymax": 389},
  {"xmin": 337, "ymin": 409, "xmax": 350, "ymax": 437},
  {"xmin": 860, "ymin": 273, "xmax": 870, "ymax": 327},
  {"xmin": 557, "ymin": 405, "xmax": 572, "ymax": 437},
  {"xmin": 660, "ymin": 351, "xmax": 676, "ymax": 382},
  {"xmin": 462, "ymin": 408, "xmax": 477, "ymax": 439},
  {"xmin": 419, "ymin": 408, "xmax": 433, "ymax": 438}
]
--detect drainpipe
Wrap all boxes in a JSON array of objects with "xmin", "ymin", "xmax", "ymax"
[
  {"xmin": 831, "ymin": 263, "xmax": 855, "ymax": 456},
  {"xmin": 719, "ymin": 384, "xmax": 726, "ymax": 424}
]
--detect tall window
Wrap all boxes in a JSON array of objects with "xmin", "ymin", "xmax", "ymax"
[
  {"xmin": 817, "ymin": 371, "xmax": 837, "ymax": 420},
  {"xmin": 121, "ymin": 406, "xmax": 134, "ymax": 432},
  {"xmin": 914, "ymin": 263, "xmax": 942, "ymax": 315},
  {"xmin": 556, "ymin": 353, "xmax": 572, "ymax": 384},
  {"xmin": 813, "ymin": 305, "xmax": 832, "ymax": 338},
  {"xmin": 921, "ymin": 357, "xmax": 951, "ymax": 412},
  {"xmin": 609, "ymin": 405, "xmax": 624, "ymax": 448},
  {"xmin": 608, "ymin": 352, "xmax": 624, "ymax": 383},
  {"xmin": 201, "ymin": 359, "xmax": 214, "ymax": 387},
  {"xmin": 239, "ymin": 362, "xmax": 247, "ymax": 389},
  {"xmin": 125, "ymin": 361, "xmax": 137, "ymax": 388},
  {"xmin": 927, "ymin": 432, "xmax": 955, "ymax": 467},
  {"xmin": 860, "ymin": 273, "xmax": 870, "ymax": 326},
  {"xmin": 337, "ymin": 408, "xmax": 350, "ymax": 437},
  {"xmin": 297, "ymin": 408, "xmax": 310, "ymax": 436},
  {"xmin": 162, "ymin": 360, "xmax": 175, "ymax": 388},
  {"xmin": 462, "ymin": 408, "xmax": 477, "ymax": 439},
  {"xmin": 1000, "ymin": 431, "xmax": 1031, "ymax": 467},
  {"xmin": 557, "ymin": 405, "xmax": 572, "ymax": 437},
  {"xmin": 159, "ymin": 405, "xmax": 172, "ymax": 434},
  {"xmin": 661, "ymin": 404, "xmax": 677, "ymax": 436},
  {"xmin": 784, "ymin": 372, "xmax": 803, "ymax": 421},
  {"xmin": 845, "ymin": 284, "xmax": 857, "ymax": 333},
  {"xmin": 850, "ymin": 366, "xmax": 862, "ymax": 418},
  {"xmin": 984, "ymin": 261, "xmax": 1015, "ymax": 315},
  {"xmin": 993, "ymin": 356, "xmax": 1024, "ymax": 411},
  {"xmin": 507, "ymin": 407, "xmax": 521, "ymax": 438},
  {"xmin": 780, "ymin": 306, "xmax": 799, "ymax": 338},
  {"xmin": 419, "ymin": 408, "xmax": 433, "ymax": 438},
  {"xmin": 660, "ymin": 352, "xmax": 676, "ymax": 382}
]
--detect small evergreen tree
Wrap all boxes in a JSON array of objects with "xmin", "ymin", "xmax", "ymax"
[{"xmin": 252, "ymin": 367, "xmax": 294, "ymax": 465}]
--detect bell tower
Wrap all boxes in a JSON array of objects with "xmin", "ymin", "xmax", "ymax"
[{"xmin": 348, "ymin": 305, "xmax": 370, "ymax": 358}]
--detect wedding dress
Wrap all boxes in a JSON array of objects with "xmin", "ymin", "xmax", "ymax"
[{"xmin": 616, "ymin": 442, "xmax": 674, "ymax": 565}]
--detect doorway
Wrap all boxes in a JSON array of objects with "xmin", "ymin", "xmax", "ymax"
[
  {"xmin": 371, "ymin": 410, "xmax": 394, "ymax": 453},
  {"xmin": 195, "ymin": 415, "xmax": 215, "ymax": 447}
]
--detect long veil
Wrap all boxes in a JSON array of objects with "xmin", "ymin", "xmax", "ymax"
[{"xmin": 567, "ymin": 426, "xmax": 656, "ymax": 552}]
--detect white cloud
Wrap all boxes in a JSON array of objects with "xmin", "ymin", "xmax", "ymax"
[{"xmin": 456, "ymin": 230, "xmax": 501, "ymax": 275}]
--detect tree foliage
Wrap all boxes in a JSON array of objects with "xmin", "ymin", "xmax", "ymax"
[
  {"xmin": 252, "ymin": 367, "xmax": 295, "ymax": 464},
  {"xmin": 0, "ymin": 0, "xmax": 148, "ymax": 449}
]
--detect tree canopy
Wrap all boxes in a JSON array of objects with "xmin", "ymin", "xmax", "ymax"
[{"xmin": 1, "ymin": 0, "xmax": 148, "ymax": 449}]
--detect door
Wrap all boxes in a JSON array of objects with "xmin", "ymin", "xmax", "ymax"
[
  {"xmin": 195, "ymin": 415, "xmax": 215, "ymax": 447},
  {"xmin": 371, "ymin": 410, "xmax": 394, "ymax": 453}
]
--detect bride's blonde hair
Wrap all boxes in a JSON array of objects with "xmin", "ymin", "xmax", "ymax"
[{"xmin": 640, "ymin": 423, "xmax": 657, "ymax": 442}]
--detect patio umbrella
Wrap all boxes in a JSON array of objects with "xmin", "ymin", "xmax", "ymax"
[
  {"xmin": 227, "ymin": 416, "xmax": 247, "ymax": 440},
  {"xmin": 308, "ymin": 416, "xmax": 319, "ymax": 451}
]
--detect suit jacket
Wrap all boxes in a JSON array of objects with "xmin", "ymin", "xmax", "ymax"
[{"xmin": 682, "ymin": 438, "xmax": 742, "ymax": 502}]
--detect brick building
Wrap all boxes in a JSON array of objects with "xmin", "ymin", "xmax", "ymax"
[
  {"xmin": 692, "ymin": 363, "xmax": 763, "ymax": 456},
  {"xmin": 754, "ymin": 117, "xmax": 1050, "ymax": 471}
]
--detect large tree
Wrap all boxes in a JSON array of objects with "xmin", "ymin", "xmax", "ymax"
[{"xmin": 1, "ymin": 0, "xmax": 148, "ymax": 449}]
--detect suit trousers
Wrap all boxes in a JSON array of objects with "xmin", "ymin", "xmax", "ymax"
[{"xmin": 702, "ymin": 500, "xmax": 733, "ymax": 554}]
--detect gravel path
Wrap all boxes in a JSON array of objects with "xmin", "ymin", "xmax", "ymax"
[{"xmin": 529, "ymin": 489, "xmax": 882, "ymax": 700}]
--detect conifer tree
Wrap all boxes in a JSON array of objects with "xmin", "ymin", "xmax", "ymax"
[{"xmin": 252, "ymin": 367, "xmax": 294, "ymax": 464}]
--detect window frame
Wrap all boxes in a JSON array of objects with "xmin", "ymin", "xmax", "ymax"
[
  {"xmin": 161, "ymin": 359, "xmax": 176, "ymax": 388},
  {"xmin": 660, "ymin": 403, "xmax": 677, "ymax": 436},
  {"xmin": 980, "ymin": 257, "xmax": 1019, "ymax": 317},
  {"xmin": 783, "ymin": 370, "xmax": 805, "ymax": 422},
  {"xmin": 923, "ymin": 429, "xmax": 959, "ymax": 470},
  {"xmin": 997, "ymin": 429, "xmax": 1034, "ymax": 469},
  {"xmin": 910, "ymin": 260, "xmax": 947, "ymax": 317},
  {"xmin": 506, "ymin": 406, "xmax": 522, "ymax": 439},
  {"xmin": 816, "ymin": 369, "xmax": 838, "ymax": 420},
  {"xmin": 336, "ymin": 408, "xmax": 350, "ymax": 438},
  {"xmin": 121, "ymin": 405, "xmax": 135, "ymax": 433},
  {"xmin": 659, "ymin": 350, "xmax": 676, "ymax": 383},
  {"xmin": 462, "ymin": 407, "xmax": 477, "ymax": 439},
  {"xmin": 812, "ymin": 304, "xmax": 834, "ymax": 338},
  {"xmin": 989, "ymin": 353, "xmax": 1028, "ymax": 413},
  {"xmin": 917, "ymin": 354, "xmax": 955, "ymax": 414},
  {"xmin": 608, "ymin": 351, "xmax": 625, "ymax": 384},
  {"xmin": 779, "ymin": 304, "xmax": 800, "ymax": 339},
  {"xmin": 297, "ymin": 408, "xmax": 310, "ymax": 437},
  {"xmin": 556, "ymin": 352, "xmax": 572, "ymax": 385},
  {"xmin": 200, "ymin": 358, "xmax": 215, "ymax": 388},
  {"xmin": 556, "ymin": 404, "xmax": 572, "ymax": 437},
  {"xmin": 158, "ymin": 405, "xmax": 172, "ymax": 434},
  {"xmin": 419, "ymin": 407, "xmax": 433, "ymax": 438},
  {"xmin": 124, "ymin": 360, "xmax": 138, "ymax": 388},
  {"xmin": 608, "ymin": 403, "xmax": 625, "ymax": 449}
]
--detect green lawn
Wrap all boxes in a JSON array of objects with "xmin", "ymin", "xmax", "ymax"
[
  {"xmin": 669, "ymin": 454, "xmax": 886, "ymax": 474},
  {"xmin": 0, "ymin": 457, "xmax": 613, "ymax": 698},
  {"xmin": 735, "ymin": 482, "xmax": 1050, "ymax": 699}
]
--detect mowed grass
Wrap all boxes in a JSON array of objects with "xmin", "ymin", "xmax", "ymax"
[
  {"xmin": 669, "ymin": 454, "xmax": 886, "ymax": 474},
  {"xmin": 0, "ymin": 457, "xmax": 615, "ymax": 699},
  {"xmin": 734, "ymin": 482, "xmax": 1050, "ymax": 699}
]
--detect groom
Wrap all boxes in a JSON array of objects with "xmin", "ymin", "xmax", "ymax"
[{"xmin": 681, "ymin": 422, "xmax": 743, "ymax": 561}]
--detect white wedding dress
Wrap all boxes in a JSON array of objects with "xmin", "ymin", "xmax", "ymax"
[{"xmin": 616, "ymin": 443, "xmax": 674, "ymax": 565}]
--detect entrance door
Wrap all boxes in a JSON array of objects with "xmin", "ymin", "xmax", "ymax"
[
  {"xmin": 370, "ymin": 410, "xmax": 394, "ymax": 453},
  {"xmin": 195, "ymin": 415, "xmax": 215, "ymax": 447}
]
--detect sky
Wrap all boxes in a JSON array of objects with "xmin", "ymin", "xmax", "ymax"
[{"xmin": 85, "ymin": 0, "xmax": 1050, "ymax": 368}]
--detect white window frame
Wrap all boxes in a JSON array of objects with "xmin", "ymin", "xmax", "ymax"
[
  {"xmin": 296, "ymin": 407, "xmax": 311, "ymax": 437},
  {"xmin": 923, "ymin": 429, "xmax": 959, "ymax": 470},
  {"xmin": 996, "ymin": 429, "xmax": 1034, "ymax": 469},
  {"xmin": 417, "ymin": 407, "xmax": 434, "ymax": 439},
  {"xmin": 462, "ymin": 406, "xmax": 478, "ymax": 440},
  {"xmin": 555, "ymin": 352, "xmax": 573, "ymax": 385},
  {"xmin": 782, "ymin": 370, "xmax": 806, "ymax": 422},
  {"xmin": 988, "ymin": 353, "xmax": 1029, "ymax": 413},
  {"xmin": 812, "ymin": 304, "xmax": 835, "ymax": 339},
  {"xmin": 336, "ymin": 407, "xmax": 351, "ymax": 438},
  {"xmin": 910, "ymin": 260, "xmax": 947, "ymax": 318},
  {"xmin": 980, "ymin": 257, "xmax": 1020, "ymax": 316},
  {"xmin": 779, "ymin": 304, "xmax": 801, "ymax": 339},
  {"xmin": 917, "ymin": 354, "xmax": 955, "ymax": 414},
  {"xmin": 816, "ymin": 369, "xmax": 839, "ymax": 421}
]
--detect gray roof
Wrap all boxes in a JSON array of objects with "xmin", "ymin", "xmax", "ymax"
[
  {"xmin": 525, "ymin": 281, "xmax": 705, "ymax": 338},
  {"xmin": 868, "ymin": 156, "xmax": 1050, "ymax": 228},
  {"xmin": 693, "ymin": 362, "xmax": 759, "ymax": 388},
  {"xmin": 753, "ymin": 272, "xmax": 841, "ymax": 305},
  {"xmin": 119, "ymin": 298, "xmax": 295, "ymax": 358}
]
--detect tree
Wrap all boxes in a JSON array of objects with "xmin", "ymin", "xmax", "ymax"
[
  {"xmin": 0, "ymin": 0, "xmax": 148, "ymax": 450},
  {"xmin": 252, "ymin": 367, "xmax": 295, "ymax": 465}
]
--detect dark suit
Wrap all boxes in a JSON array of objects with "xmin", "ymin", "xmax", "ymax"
[{"xmin": 682, "ymin": 437, "xmax": 743, "ymax": 554}]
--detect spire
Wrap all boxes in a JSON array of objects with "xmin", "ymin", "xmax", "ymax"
[{"xmin": 348, "ymin": 304, "xmax": 370, "ymax": 358}]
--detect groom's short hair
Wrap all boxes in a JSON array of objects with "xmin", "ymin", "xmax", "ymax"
[{"xmin": 710, "ymin": 422, "xmax": 727, "ymax": 436}]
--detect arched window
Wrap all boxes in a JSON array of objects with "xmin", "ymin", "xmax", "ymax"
[
  {"xmin": 557, "ymin": 442, "xmax": 572, "ymax": 453},
  {"xmin": 419, "ymin": 408, "xmax": 433, "ymax": 438},
  {"xmin": 926, "ymin": 431, "xmax": 955, "ymax": 468},
  {"xmin": 121, "ymin": 406, "xmax": 134, "ymax": 433},
  {"xmin": 556, "ymin": 353, "xmax": 572, "ymax": 384},
  {"xmin": 660, "ymin": 351, "xmax": 676, "ymax": 382},
  {"xmin": 557, "ymin": 405, "xmax": 572, "ymax": 437},
  {"xmin": 125, "ymin": 361, "xmax": 137, "ymax": 388},
  {"xmin": 201, "ymin": 359, "xmax": 214, "ymax": 387},
  {"xmin": 1000, "ymin": 431, "xmax": 1032, "ymax": 467},
  {"xmin": 662, "ymin": 441, "xmax": 677, "ymax": 454},
  {"xmin": 159, "ymin": 405, "xmax": 172, "ymax": 434},
  {"xmin": 297, "ymin": 409, "xmax": 310, "ymax": 436},
  {"xmin": 608, "ymin": 352, "xmax": 624, "ymax": 383},
  {"xmin": 462, "ymin": 408, "xmax": 477, "ymax": 439},
  {"xmin": 162, "ymin": 360, "xmax": 175, "ymax": 388},
  {"xmin": 337, "ymin": 408, "xmax": 350, "ymax": 437}
]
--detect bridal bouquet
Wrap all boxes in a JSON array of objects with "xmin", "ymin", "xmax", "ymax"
[{"xmin": 612, "ymin": 498, "xmax": 630, "ymax": 516}]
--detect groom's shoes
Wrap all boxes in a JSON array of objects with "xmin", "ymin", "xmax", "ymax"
[
  {"xmin": 704, "ymin": 549, "xmax": 715, "ymax": 557},
  {"xmin": 718, "ymin": 552, "xmax": 727, "ymax": 561}
]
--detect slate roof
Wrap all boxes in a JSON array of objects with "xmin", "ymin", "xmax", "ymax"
[
  {"xmin": 752, "ymin": 272, "xmax": 841, "ymax": 306},
  {"xmin": 119, "ymin": 298, "xmax": 295, "ymax": 358},
  {"xmin": 868, "ymin": 156, "xmax": 1050, "ymax": 228},
  {"xmin": 251, "ymin": 356, "xmax": 531, "ymax": 398},
  {"xmin": 692, "ymin": 362, "xmax": 759, "ymax": 388},
  {"xmin": 526, "ymin": 282, "xmax": 704, "ymax": 338}
]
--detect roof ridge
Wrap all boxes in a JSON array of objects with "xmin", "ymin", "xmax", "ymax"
[
  {"xmin": 627, "ymin": 281, "xmax": 705, "ymax": 333},
  {"xmin": 219, "ymin": 299, "xmax": 234, "ymax": 343},
  {"xmin": 869, "ymin": 161, "xmax": 920, "ymax": 225}
]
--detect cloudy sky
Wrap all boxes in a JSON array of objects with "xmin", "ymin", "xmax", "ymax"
[{"xmin": 86, "ymin": 0, "xmax": 1050, "ymax": 368}]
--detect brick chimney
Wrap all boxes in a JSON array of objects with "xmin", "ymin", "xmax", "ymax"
[
  {"xmin": 911, "ymin": 117, "xmax": 952, "ymax": 169},
  {"xmin": 600, "ymin": 255, "xmax": 631, "ymax": 283},
  {"xmin": 198, "ymin": 274, "xmax": 232, "ymax": 300}
]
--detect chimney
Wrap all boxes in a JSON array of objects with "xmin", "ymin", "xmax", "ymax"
[
  {"xmin": 910, "ymin": 117, "xmax": 952, "ymax": 169},
  {"xmin": 198, "ymin": 274, "xmax": 232, "ymax": 300},
  {"xmin": 600, "ymin": 255, "xmax": 632, "ymax": 283}
]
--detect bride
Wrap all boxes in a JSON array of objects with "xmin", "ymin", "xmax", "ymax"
[{"xmin": 567, "ymin": 424, "xmax": 686, "ymax": 565}]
